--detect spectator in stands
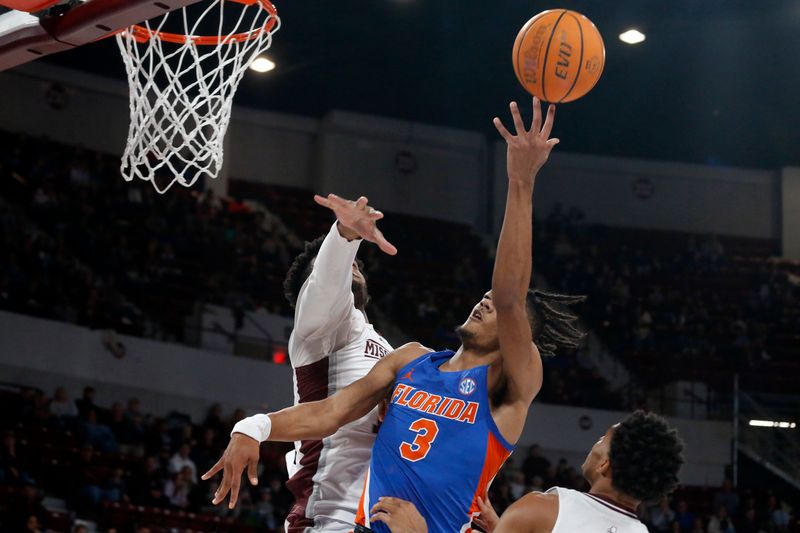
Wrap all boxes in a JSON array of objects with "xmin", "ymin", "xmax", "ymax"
[
  {"xmin": 675, "ymin": 499, "xmax": 696, "ymax": 533},
  {"xmin": 714, "ymin": 479, "xmax": 741, "ymax": 518},
  {"xmin": 203, "ymin": 403, "xmax": 227, "ymax": 436},
  {"xmin": 190, "ymin": 428, "xmax": 218, "ymax": 477},
  {"xmin": 81, "ymin": 409, "xmax": 118, "ymax": 453},
  {"xmin": 0, "ymin": 429, "xmax": 33, "ymax": 485},
  {"xmin": 707, "ymin": 505, "xmax": 737, "ymax": 533},
  {"xmin": 169, "ymin": 443, "xmax": 198, "ymax": 483},
  {"xmin": 132, "ymin": 455, "xmax": 169, "ymax": 507},
  {"xmin": 72, "ymin": 444, "xmax": 104, "ymax": 511},
  {"xmin": 766, "ymin": 495, "xmax": 791, "ymax": 532},
  {"xmin": 126, "ymin": 397, "xmax": 143, "ymax": 423},
  {"xmin": 9, "ymin": 484, "xmax": 49, "ymax": 531},
  {"xmin": 267, "ymin": 474, "xmax": 293, "ymax": 520},
  {"xmin": 508, "ymin": 471, "xmax": 527, "ymax": 501},
  {"xmin": 107, "ymin": 402, "xmax": 143, "ymax": 454},
  {"xmin": 521, "ymin": 444, "xmax": 551, "ymax": 484},
  {"xmin": 50, "ymin": 386, "xmax": 78, "ymax": 419},
  {"xmin": 163, "ymin": 465, "xmax": 195, "ymax": 509},
  {"xmin": 648, "ymin": 497, "xmax": 677, "ymax": 532},
  {"xmin": 144, "ymin": 419, "xmax": 171, "ymax": 455},
  {"xmin": 737, "ymin": 507, "xmax": 762, "ymax": 533},
  {"xmin": 254, "ymin": 489, "xmax": 277, "ymax": 529},
  {"xmin": 24, "ymin": 514, "xmax": 44, "ymax": 533},
  {"xmin": 75, "ymin": 386, "xmax": 97, "ymax": 419},
  {"xmin": 102, "ymin": 467, "xmax": 128, "ymax": 504}
]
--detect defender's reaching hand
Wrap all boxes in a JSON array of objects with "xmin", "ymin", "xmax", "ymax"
[
  {"xmin": 314, "ymin": 193, "xmax": 398, "ymax": 256},
  {"xmin": 370, "ymin": 497, "xmax": 428, "ymax": 533},
  {"xmin": 493, "ymin": 97, "xmax": 559, "ymax": 186},
  {"xmin": 201, "ymin": 433, "xmax": 260, "ymax": 509}
]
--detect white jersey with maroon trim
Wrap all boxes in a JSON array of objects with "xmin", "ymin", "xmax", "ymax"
[
  {"xmin": 285, "ymin": 223, "xmax": 393, "ymax": 533},
  {"xmin": 547, "ymin": 487, "xmax": 648, "ymax": 533}
]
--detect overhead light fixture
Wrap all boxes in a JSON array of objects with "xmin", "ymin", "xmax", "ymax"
[
  {"xmin": 619, "ymin": 29, "xmax": 646, "ymax": 45},
  {"xmin": 749, "ymin": 419, "xmax": 797, "ymax": 429},
  {"xmin": 250, "ymin": 56, "xmax": 276, "ymax": 73}
]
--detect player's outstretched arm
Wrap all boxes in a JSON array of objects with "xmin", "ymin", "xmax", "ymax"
[
  {"xmin": 292, "ymin": 194, "xmax": 396, "ymax": 339},
  {"xmin": 492, "ymin": 98, "xmax": 559, "ymax": 406},
  {"xmin": 201, "ymin": 342, "xmax": 427, "ymax": 508}
]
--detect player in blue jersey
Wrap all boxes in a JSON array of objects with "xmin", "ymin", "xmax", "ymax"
[
  {"xmin": 203, "ymin": 97, "xmax": 586, "ymax": 532},
  {"xmin": 366, "ymin": 410, "xmax": 685, "ymax": 533}
]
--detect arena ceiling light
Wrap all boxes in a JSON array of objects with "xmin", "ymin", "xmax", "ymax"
[
  {"xmin": 619, "ymin": 29, "xmax": 646, "ymax": 45},
  {"xmin": 749, "ymin": 419, "xmax": 797, "ymax": 429},
  {"xmin": 250, "ymin": 56, "xmax": 276, "ymax": 73}
]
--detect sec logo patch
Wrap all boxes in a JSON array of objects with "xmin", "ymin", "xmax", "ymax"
[{"xmin": 459, "ymin": 377, "xmax": 477, "ymax": 396}]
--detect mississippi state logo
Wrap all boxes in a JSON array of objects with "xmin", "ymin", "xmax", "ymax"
[{"xmin": 459, "ymin": 377, "xmax": 477, "ymax": 396}]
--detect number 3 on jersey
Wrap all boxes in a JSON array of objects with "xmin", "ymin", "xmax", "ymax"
[{"xmin": 399, "ymin": 418, "xmax": 439, "ymax": 462}]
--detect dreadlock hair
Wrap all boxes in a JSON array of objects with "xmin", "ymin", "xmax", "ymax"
[
  {"xmin": 524, "ymin": 288, "xmax": 587, "ymax": 357},
  {"xmin": 284, "ymin": 235, "xmax": 326, "ymax": 308},
  {"xmin": 283, "ymin": 234, "xmax": 367, "ymax": 308},
  {"xmin": 609, "ymin": 410, "xmax": 685, "ymax": 502}
]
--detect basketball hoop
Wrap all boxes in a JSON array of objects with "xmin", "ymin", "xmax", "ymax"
[{"xmin": 116, "ymin": 0, "xmax": 280, "ymax": 193}]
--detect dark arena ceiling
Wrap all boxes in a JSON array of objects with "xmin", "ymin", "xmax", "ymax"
[{"xmin": 16, "ymin": 0, "xmax": 800, "ymax": 169}]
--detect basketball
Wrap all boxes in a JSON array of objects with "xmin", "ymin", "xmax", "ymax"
[{"xmin": 512, "ymin": 9, "xmax": 605, "ymax": 103}]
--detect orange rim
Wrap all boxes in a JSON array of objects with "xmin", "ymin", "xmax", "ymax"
[{"xmin": 128, "ymin": 0, "xmax": 278, "ymax": 45}]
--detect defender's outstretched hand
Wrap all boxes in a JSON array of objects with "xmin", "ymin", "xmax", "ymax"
[
  {"xmin": 314, "ymin": 193, "xmax": 398, "ymax": 255},
  {"xmin": 370, "ymin": 497, "xmax": 428, "ymax": 533},
  {"xmin": 201, "ymin": 433, "xmax": 260, "ymax": 509},
  {"xmin": 474, "ymin": 489, "xmax": 501, "ymax": 533},
  {"xmin": 493, "ymin": 97, "xmax": 559, "ymax": 185}
]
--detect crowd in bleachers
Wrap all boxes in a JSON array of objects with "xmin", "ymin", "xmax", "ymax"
[
  {"xmin": 4, "ymin": 381, "xmax": 798, "ymax": 533},
  {"xmin": 532, "ymin": 204, "xmax": 800, "ymax": 394},
  {"xmin": 0, "ymin": 129, "xmax": 613, "ymax": 409},
  {"xmin": 0, "ymin": 383, "xmax": 293, "ymax": 532},
  {"xmin": 3, "ymin": 129, "xmax": 800, "ymax": 531}
]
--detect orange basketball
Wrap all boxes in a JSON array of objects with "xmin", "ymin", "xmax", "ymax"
[{"xmin": 512, "ymin": 9, "xmax": 605, "ymax": 103}]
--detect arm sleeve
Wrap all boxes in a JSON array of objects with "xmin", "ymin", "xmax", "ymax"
[{"xmin": 292, "ymin": 222, "xmax": 362, "ymax": 340}]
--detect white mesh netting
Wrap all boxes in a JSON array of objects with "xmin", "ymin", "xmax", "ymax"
[{"xmin": 116, "ymin": 0, "xmax": 280, "ymax": 193}]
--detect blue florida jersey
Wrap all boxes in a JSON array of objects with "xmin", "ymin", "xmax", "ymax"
[{"xmin": 355, "ymin": 350, "xmax": 514, "ymax": 532}]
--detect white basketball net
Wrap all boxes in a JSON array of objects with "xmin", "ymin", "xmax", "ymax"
[{"xmin": 116, "ymin": 0, "xmax": 280, "ymax": 193}]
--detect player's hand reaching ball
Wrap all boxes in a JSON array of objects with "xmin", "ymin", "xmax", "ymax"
[
  {"xmin": 201, "ymin": 432, "xmax": 260, "ymax": 509},
  {"xmin": 314, "ymin": 193, "xmax": 398, "ymax": 255},
  {"xmin": 493, "ymin": 96, "xmax": 559, "ymax": 186},
  {"xmin": 370, "ymin": 497, "xmax": 428, "ymax": 533}
]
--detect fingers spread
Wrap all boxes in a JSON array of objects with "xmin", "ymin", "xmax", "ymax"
[
  {"xmin": 532, "ymin": 96, "xmax": 542, "ymax": 133},
  {"xmin": 371, "ymin": 512, "xmax": 391, "ymax": 526},
  {"xmin": 541, "ymin": 103, "xmax": 556, "ymax": 138},
  {"xmin": 201, "ymin": 458, "xmax": 223, "ymax": 481},
  {"xmin": 212, "ymin": 474, "xmax": 231, "ymax": 505},
  {"xmin": 477, "ymin": 496, "xmax": 489, "ymax": 512},
  {"xmin": 493, "ymin": 118, "xmax": 512, "ymax": 141},
  {"xmin": 229, "ymin": 475, "xmax": 242, "ymax": 509},
  {"xmin": 510, "ymin": 101, "xmax": 526, "ymax": 134},
  {"xmin": 356, "ymin": 196, "xmax": 369, "ymax": 209},
  {"xmin": 370, "ymin": 496, "xmax": 401, "ymax": 515},
  {"xmin": 313, "ymin": 194, "xmax": 332, "ymax": 208},
  {"xmin": 328, "ymin": 193, "xmax": 350, "ymax": 209},
  {"xmin": 247, "ymin": 459, "xmax": 259, "ymax": 486},
  {"xmin": 373, "ymin": 228, "xmax": 398, "ymax": 256}
]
